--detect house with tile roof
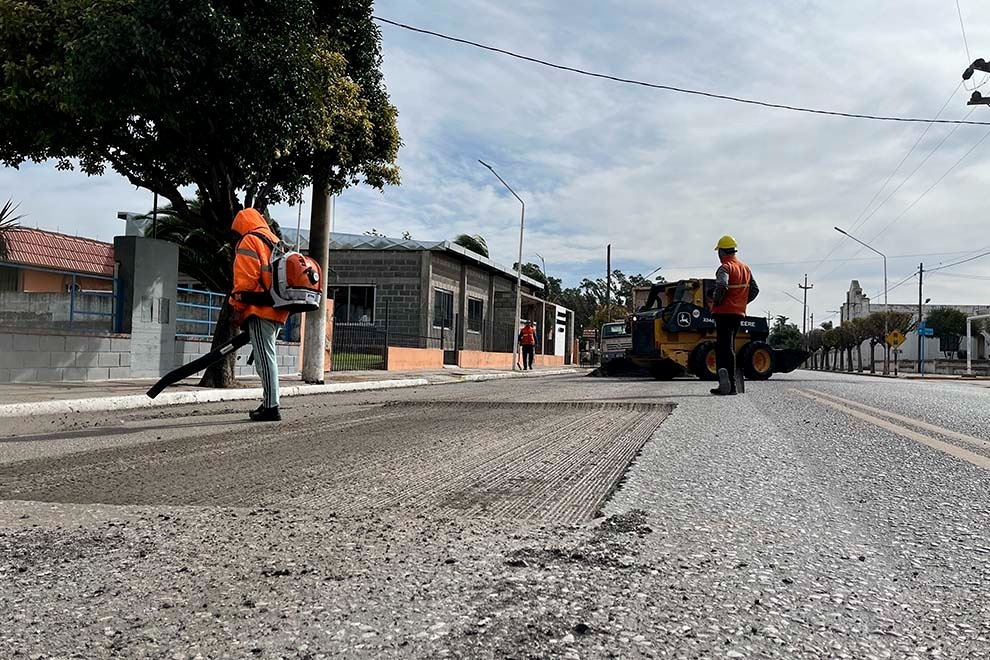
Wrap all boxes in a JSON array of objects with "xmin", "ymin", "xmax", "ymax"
[{"xmin": 0, "ymin": 227, "xmax": 115, "ymax": 293}]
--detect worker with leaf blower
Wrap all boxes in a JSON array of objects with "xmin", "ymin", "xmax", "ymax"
[
  {"xmin": 145, "ymin": 209, "xmax": 321, "ymax": 406},
  {"xmin": 230, "ymin": 208, "xmax": 292, "ymax": 422},
  {"xmin": 711, "ymin": 235, "xmax": 759, "ymax": 396}
]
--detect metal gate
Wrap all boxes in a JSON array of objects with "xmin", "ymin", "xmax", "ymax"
[{"xmin": 330, "ymin": 322, "xmax": 387, "ymax": 371}]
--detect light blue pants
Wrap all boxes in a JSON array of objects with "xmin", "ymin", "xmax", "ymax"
[{"xmin": 247, "ymin": 316, "xmax": 282, "ymax": 408}]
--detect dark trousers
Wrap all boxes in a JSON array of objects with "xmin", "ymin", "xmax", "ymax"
[
  {"xmin": 713, "ymin": 313, "xmax": 742, "ymax": 388},
  {"xmin": 522, "ymin": 345, "xmax": 535, "ymax": 370}
]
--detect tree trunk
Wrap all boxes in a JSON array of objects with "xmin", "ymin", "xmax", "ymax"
[
  {"xmin": 869, "ymin": 341, "xmax": 877, "ymax": 374},
  {"xmin": 847, "ymin": 347, "xmax": 854, "ymax": 372},
  {"xmin": 197, "ymin": 191, "xmax": 240, "ymax": 388},
  {"xmin": 856, "ymin": 344, "xmax": 863, "ymax": 372},
  {"xmin": 198, "ymin": 302, "xmax": 239, "ymax": 387}
]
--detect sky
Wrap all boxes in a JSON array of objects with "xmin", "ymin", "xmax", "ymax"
[{"xmin": 3, "ymin": 0, "xmax": 990, "ymax": 327}]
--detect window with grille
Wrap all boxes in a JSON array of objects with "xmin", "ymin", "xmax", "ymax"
[
  {"xmin": 433, "ymin": 289, "xmax": 454, "ymax": 329},
  {"xmin": 468, "ymin": 298, "xmax": 484, "ymax": 333}
]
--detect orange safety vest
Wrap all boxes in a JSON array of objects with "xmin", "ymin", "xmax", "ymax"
[
  {"xmin": 229, "ymin": 208, "xmax": 290, "ymax": 325},
  {"xmin": 519, "ymin": 325, "xmax": 536, "ymax": 346},
  {"xmin": 711, "ymin": 255, "xmax": 752, "ymax": 317}
]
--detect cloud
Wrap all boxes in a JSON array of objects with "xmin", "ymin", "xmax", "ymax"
[{"xmin": 3, "ymin": 0, "xmax": 989, "ymax": 323}]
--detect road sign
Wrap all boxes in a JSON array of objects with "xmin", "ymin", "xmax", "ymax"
[
  {"xmin": 582, "ymin": 328, "xmax": 597, "ymax": 339},
  {"xmin": 919, "ymin": 327, "xmax": 934, "ymax": 337},
  {"xmin": 886, "ymin": 329, "xmax": 906, "ymax": 348}
]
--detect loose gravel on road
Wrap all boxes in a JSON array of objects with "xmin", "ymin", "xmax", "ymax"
[{"xmin": 2, "ymin": 372, "xmax": 990, "ymax": 658}]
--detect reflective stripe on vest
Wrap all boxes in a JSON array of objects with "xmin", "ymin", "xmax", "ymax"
[{"xmin": 712, "ymin": 259, "xmax": 752, "ymax": 316}]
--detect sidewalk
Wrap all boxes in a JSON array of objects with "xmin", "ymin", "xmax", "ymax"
[{"xmin": 0, "ymin": 366, "xmax": 585, "ymax": 418}]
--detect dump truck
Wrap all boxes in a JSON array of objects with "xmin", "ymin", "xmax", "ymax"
[
  {"xmin": 600, "ymin": 321, "xmax": 631, "ymax": 366},
  {"xmin": 625, "ymin": 278, "xmax": 809, "ymax": 380}
]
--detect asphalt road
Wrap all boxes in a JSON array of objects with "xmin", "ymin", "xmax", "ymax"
[{"xmin": 2, "ymin": 371, "xmax": 989, "ymax": 658}]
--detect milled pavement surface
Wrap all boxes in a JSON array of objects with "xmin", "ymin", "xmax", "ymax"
[{"xmin": 2, "ymin": 371, "xmax": 989, "ymax": 658}]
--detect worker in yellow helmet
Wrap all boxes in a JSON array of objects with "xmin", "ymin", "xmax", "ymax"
[{"xmin": 711, "ymin": 235, "xmax": 759, "ymax": 395}]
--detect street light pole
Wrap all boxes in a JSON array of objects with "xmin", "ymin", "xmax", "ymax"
[
  {"xmin": 480, "ymin": 160, "xmax": 525, "ymax": 371},
  {"xmin": 835, "ymin": 227, "xmax": 888, "ymax": 374}
]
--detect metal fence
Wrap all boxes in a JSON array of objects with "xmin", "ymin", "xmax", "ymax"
[
  {"xmin": 0, "ymin": 271, "xmax": 121, "ymax": 333},
  {"xmin": 176, "ymin": 287, "xmax": 297, "ymax": 341},
  {"xmin": 330, "ymin": 322, "xmax": 388, "ymax": 371}
]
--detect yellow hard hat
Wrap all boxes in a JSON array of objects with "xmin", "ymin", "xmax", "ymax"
[{"xmin": 715, "ymin": 235, "xmax": 738, "ymax": 250}]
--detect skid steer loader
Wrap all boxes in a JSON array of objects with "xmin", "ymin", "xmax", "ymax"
[{"xmin": 624, "ymin": 278, "xmax": 809, "ymax": 380}]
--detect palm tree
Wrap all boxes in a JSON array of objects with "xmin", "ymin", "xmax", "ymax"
[
  {"xmin": 0, "ymin": 198, "xmax": 24, "ymax": 261},
  {"xmin": 453, "ymin": 234, "xmax": 489, "ymax": 257},
  {"xmin": 139, "ymin": 197, "xmax": 232, "ymax": 294}
]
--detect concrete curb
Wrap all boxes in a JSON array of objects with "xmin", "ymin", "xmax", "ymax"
[
  {"xmin": 457, "ymin": 368, "xmax": 582, "ymax": 383},
  {"xmin": 0, "ymin": 368, "xmax": 587, "ymax": 419},
  {"xmin": 0, "ymin": 379, "xmax": 431, "ymax": 419}
]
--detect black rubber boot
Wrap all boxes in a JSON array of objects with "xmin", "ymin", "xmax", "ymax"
[
  {"xmin": 710, "ymin": 368, "xmax": 736, "ymax": 395},
  {"xmin": 735, "ymin": 368, "xmax": 746, "ymax": 394},
  {"xmin": 249, "ymin": 406, "xmax": 282, "ymax": 422}
]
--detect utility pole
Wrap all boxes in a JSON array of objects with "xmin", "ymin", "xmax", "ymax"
[
  {"xmin": 798, "ymin": 274, "xmax": 813, "ymax": 335},
  {"xmin": 810, "ymin": 312, "xmax": 814, "ymax": 329},
  {"xmin": 605, "ymin": 244, "xmax": 611, "ymax": 321},
  {"xmin": 918, "ymin": 262, "xmax": 924, "ymax": 377},
  {"xmin": 302, "ymin": 176, "xmax": 331, "ymax": 384}
]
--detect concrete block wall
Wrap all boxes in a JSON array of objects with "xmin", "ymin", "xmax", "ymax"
[
  {"xmin": 329, "ymin": 250, "xmax": 424, "ymax": 347},
  {"xmin": 174, "ymin": 339, "xmax": 300, "ymax": 377},
  {"xmin": 0, "ymin": 292, "xmax": 115, "ymax": 332},
  {"xmin": 0, "ymin": 329, "xmax": 131, "ymax": 383}
]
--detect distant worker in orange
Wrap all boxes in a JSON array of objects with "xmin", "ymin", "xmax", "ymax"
[
  {"xmin": 711, "ymin": 235, "xmax": 759, "ymax": 396},
  {"xmin": 230, "ymin": 208, "xmax": 290, "ymax": 421},
  {"xmin": 519, "ymin": 320, "xmax": 537, "ymax": 370}
]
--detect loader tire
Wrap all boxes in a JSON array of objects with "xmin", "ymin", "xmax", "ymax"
[
  {"xmin": 741, "ymin": 341, "xmax": 774, "ymax": 380},
  {"xmin": 689, "ymin": 341, "xmax": 719, "ymax": 380}
]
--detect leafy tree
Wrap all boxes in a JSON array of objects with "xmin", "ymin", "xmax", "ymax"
[
  {"xmin": 847, "ymin": 317, "xmax": 871, "ymax": 371},
  {"xmin": 453, "ymin": 234, "xmax": 489, "ymax": 257},
  {"xmin": 769, "ymin": 316, "xmax": 802, "ymax": 350},
  {"xmin": 822, "ymin": 328, "xmax": 839, "ymax": 370},
  {"xmin": 861, "ymin": 311, "xmax": 917, "ymax": 373},
  {"xmin": 925, "ymin": 307, "xmax": 968, "ymax": 358},
  {"xmin": 513, "ymin": 262, "xmax": 563, "ymax": 302},
  {"xmin": 805, "ymin": 328, "xmax": 826, "ymax": 369},
  {"xmin": 0, "ymin": 198, "xmax": 23, "ymax": 260},
  {"xmin": 0, "ymin": 0, "xmax": 401, "ymax": 386}
]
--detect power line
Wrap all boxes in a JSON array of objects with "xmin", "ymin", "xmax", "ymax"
[
  {"xmin": 927, "ymin": 248, "xmax": 990, "ymax": 273},
  {"xmin": 865, "ymin": 128, "xmax": 990, "ymax": 242},
  {"xmin": 957, "ymin": 0, "xmax": 972, "ymax": 65},
  {"xmin": 934, "ymin": 271, "xmax": 990, "ymax": 280},
  {"xmin": 867, "ymin": 247, "xmax": 990, "ymax": 300},
  {"xmin": 818, "ymin": 125, "xmax": 990, "ymax": 281},
  {"xmin": 373, "ymin": 16, "xmax": 990, "ymax": 126},
  {"xmin": 810, "ymin": 84, "xmax": 964, "ymax": 275},
  {"xmin": 846, "ymin": 106, "xmax": 973, "ymax": 239}
]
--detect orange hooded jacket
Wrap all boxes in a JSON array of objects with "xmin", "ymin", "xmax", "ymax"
[{"xmin": 229, "ymin": 208, "xmax": 290, "ymax": 326}]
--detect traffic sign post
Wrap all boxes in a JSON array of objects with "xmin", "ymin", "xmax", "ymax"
[
  {"xmin": 885, "ymin": 329, "xmax": 906, "ymax": 349},
  {"xmin": 918, "ymin": 322, "xmax": 933, "ymax": 376}
]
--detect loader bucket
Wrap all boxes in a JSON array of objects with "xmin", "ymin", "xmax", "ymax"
[{"xmin": 771, "ymin": 348, "xmax": 811, "ymax": 374}]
